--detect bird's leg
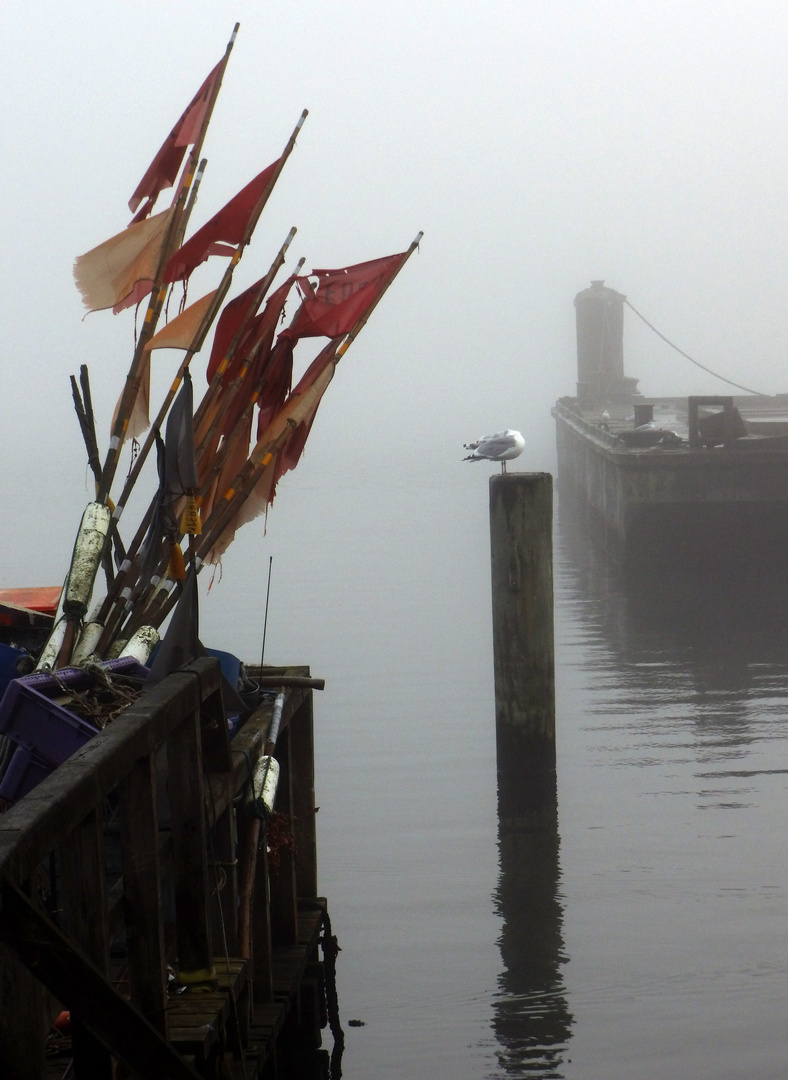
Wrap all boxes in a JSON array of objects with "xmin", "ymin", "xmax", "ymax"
[{"xmin": 501, "ymin": 460, "xmax": 507, "ymax": 474}]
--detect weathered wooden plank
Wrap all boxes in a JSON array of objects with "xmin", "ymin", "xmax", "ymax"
[
  {"xmin": 289, "ymin": 694, "xmax": 318, "ymax": 899},
  {"xmin": 118, "ymin": 752, "xmax": 168, "ymax": 1035},
  {"xmin": 168, "ymin": 711, "xmax": 213, "ymax": 978},
  {"xmin": 60, "ymin": 808, "xmax": 113, "ymax": 1077},
  {"xmin": 200, "ymin": 684, "xmax": 232, "ymax": 773},
  {"xmin": 0, "ymin": 878, "xmax": 201, "ymax": 1080},
  {"xmin": 0, "ymin": 935, "xmax": 48, "ymax": 1080},
  {"xmin": 0, "ymin": 658, "xmax": 221, "ymax": 887},
  {"xmin": 296, "ymin": 902, "xmax": 326, "ymax": 950}
]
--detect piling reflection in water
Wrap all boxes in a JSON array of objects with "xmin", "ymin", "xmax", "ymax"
[
  {"xmin": 489, "ymin": 495, "xmax": 788, "ymax": 1079},
  {"xmin": 493, "ymin": 774, "xmax": 573, "ymax": 1078}
]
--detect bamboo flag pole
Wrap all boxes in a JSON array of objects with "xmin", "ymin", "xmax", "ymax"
[
  {"xmin": 70, "ymin": 373, "xmax": 102, "ymax": 493},
  {"xmin": 115, "ymin": 339, "xmax": 341, "ymax": 642},
  {"xmin": 97, "ymin": 25, "xmax": 238, "ymax": 506}
]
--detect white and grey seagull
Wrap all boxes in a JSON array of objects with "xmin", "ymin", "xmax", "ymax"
[{"xmin": 463, "ymin": 429, "xmax": 525, "ymax": 473}]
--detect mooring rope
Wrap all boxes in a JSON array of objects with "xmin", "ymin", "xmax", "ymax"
[{"xmin": 624, "ymin": 298, "xmax": 770, "ymax": 397}]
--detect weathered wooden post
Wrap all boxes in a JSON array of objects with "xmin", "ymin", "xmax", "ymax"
[{"xmin": 489, "ymin": 473, "xmax": 555, "ymax": 811}]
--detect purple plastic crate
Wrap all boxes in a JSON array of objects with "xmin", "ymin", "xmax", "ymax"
[
  {"xmin": 0, "ymin": 680, "xmax": 101, "ymax": 763},
  {"xmin": 0, "ymin": 745, "xmax": 55, "ymax": 802},
  {"xmin": 0, "ymin": 657, "xmax": 149, "ymax": 802},
  {"xmin": 2, "ymin": 656, "xmax": 149, "ymax": 702}
]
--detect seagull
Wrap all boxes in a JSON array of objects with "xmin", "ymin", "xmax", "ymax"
[{"xmin": 463, "ymin": 429, "xmax": 525, "ymax": 473}]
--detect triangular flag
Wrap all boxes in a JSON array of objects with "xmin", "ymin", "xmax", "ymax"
[
  {"xmin": 129, "ymin": 61, "xmax": 222, "ymax": 222},
  {"xmin": 163, "ymin": 160, "xmax": 280, "ymax": 284},
  {"xmin": 110, "ymin": 353, "xmax": 151, "ymax": 439},
  {"xmin": 206, "ymin": 349, "xmax": 336, "ymax": 563},
  {"xmin": 74, "ymin": 207, "xmax": 175, "ymax": 314},
  {"xmin": 286, "ymin": 252, "xmax": 407, "ymax": 340},
  {"xmin": 144, "ymin": 290, "xmax": 217, "ymax": 351}
]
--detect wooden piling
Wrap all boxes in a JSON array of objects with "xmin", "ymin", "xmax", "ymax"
[{"xmin": 489, "ymin": 473, "xmax": 556, "ymax": 810}]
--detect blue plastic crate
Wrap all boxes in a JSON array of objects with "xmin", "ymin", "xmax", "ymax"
[{"xmin": 0, "ymin": 642, "xmax": 26, "ymax": 699}]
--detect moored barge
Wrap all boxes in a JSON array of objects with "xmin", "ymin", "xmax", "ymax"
[{"xmin": 553, "ymin": 281, "xmax": 788, "ymax": 571}]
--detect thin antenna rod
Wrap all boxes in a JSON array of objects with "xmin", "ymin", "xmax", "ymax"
[{"xmin": 259, "ymin": 555, "xmax": 273, "ymax": 669}]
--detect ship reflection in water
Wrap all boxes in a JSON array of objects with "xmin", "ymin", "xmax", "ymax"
[{"xmin": 489, "ymin": 496, "xmax": 788, "ymax": 1079}]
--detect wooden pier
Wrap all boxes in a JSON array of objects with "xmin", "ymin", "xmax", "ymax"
[{"xmin": 0, "ymin": 656, "xmax": 334, "ymax": 1079}]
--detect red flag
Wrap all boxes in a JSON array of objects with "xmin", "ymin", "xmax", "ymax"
[
  {"xmin": 207, "ymin": 273, "xmax": 294, "ymax": 384},
  {"xmin": 129, "ymin": 61, "xmax": 222, "ymax": 222},
  {"xmin": 216, "ymin": 318, "xmax": 279, "ymax": 441},
  {"xmin": 206, "ymin": 349, "xmax": 335, "ymax": 563},
  {"xmin": 255, "ymin": 337, "xmax": 294, "ymax": 437},
  {"xmin": 286, "ymin": 253, "xmax": 407, "ymax": 340},
  {"xmin": 268, "ymin": 344, "xmax": 335, "ymax": 487},
  {"xmin": 163, "ymin": 160, "xmax": 280, "ymax": 284}
]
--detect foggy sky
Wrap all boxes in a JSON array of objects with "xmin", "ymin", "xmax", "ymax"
[{"xmin": 3, "ymin": 0, "xmax": 788, "ymax": 587}]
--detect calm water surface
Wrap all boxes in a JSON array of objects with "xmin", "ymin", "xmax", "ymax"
[{"xmin": 19, "ymin": 446, "xmax": 782, "ymax": 1079}]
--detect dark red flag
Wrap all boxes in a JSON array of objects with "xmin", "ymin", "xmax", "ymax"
[
  {"xmin": 268, "ymin": 343, "xmax": 336, "ymax": 490},
  {"xmin": 207, "ymin": 273, "xmax": 294, "ymax": 384},
  {"xmin": 129, "ymin": 61, "xmax": 222, "ymax": 223},
  {"xmin": 285, "ymin": 252, "xmax": 407, "ymax": 340},
  {"xmin": 255, "ymin": 337, "xmax": 295, "ymax": 438},
  {"xmin": 163, "ymin": 160, "xmax": 280, "ymax": 284}
]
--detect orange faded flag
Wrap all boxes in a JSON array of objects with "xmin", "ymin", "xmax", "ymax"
[
  {"xmin": 144, "ymin": 290, "xmax": 217, "ymax": 351},
  {"xmin": 73, "ymin": 207, "xmax": 175, "ymax": 314}
]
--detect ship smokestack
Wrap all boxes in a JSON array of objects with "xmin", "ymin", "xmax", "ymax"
[{"xmin": 574, "ymin": 280, "xmax": 638, "ymax": 404}]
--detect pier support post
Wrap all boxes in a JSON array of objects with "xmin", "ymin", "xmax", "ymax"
[{"xmin": 489, "ymin": 473, "xmax": 555, "ymax": 811}]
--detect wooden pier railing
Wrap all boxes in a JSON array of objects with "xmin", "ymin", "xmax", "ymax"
[{"xmin": 0, "ymin": 656, "xmax": 330, "ymax": 1079}]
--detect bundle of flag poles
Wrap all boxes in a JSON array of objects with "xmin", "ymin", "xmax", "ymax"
[{"xmin": 37, "ymin": 23, "xmax": 422, "ymax": 674}]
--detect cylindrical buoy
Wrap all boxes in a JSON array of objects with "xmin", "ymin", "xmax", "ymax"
[
  {"xmin": 34, "ymin": 581, "xmax": 68, "ymax": 670},
  {"xmin": 35, "ymin": 617, "xmax": 68, "ymax": 671},
  {"xmin": 489, "ymin": 473, "xmax": 556, "ymax": 811},
  {"xmin": 71, "ymin": 621, "xmax": 105, "ymax": 666},
  {"xmin": 252, "ymin": 755, "xmax": 280, "ymax": 816},
  {"xmin": 118, "ymin": 626, "xmax": 160, "ymax": 665},
  {"xmin": 65, "ymin": 503, "xmax": 112, "ymax": 616}
]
